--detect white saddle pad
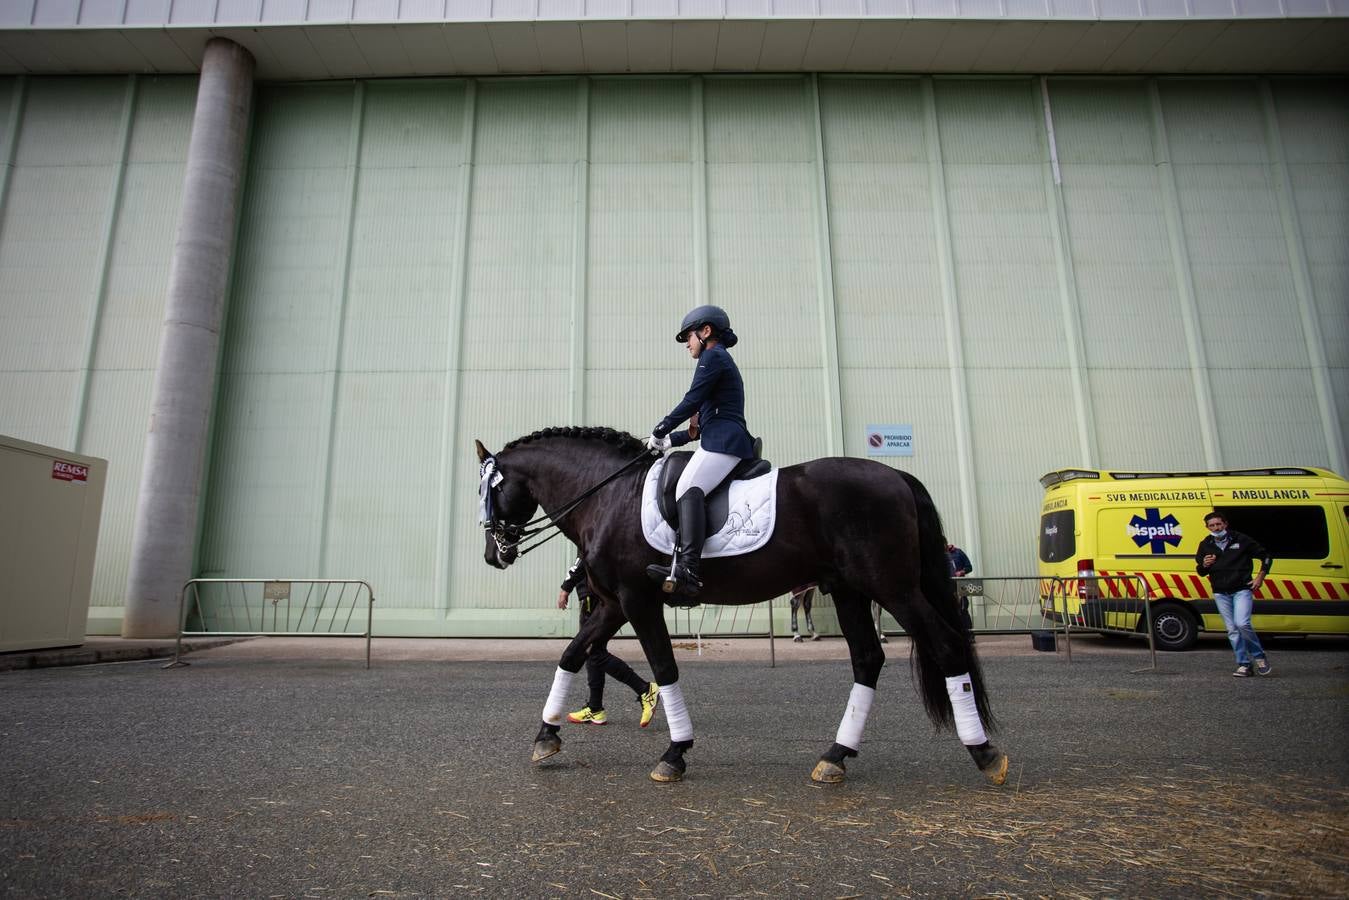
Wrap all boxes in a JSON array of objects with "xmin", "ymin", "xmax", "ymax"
[{"xmin": 641, "ymin": 458, "xmax": 778, "ymax": 558}]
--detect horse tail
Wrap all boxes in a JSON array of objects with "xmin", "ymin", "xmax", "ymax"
[{"xmin": 898, "ymin": 471, "xmax": 997, "ymax": 735}]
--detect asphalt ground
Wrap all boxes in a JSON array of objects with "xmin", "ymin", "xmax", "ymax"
[{"xmin": 1, "ymin": 634, "xmax": 1346, "ymax": 898}]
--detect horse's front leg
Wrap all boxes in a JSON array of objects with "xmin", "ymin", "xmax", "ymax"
[
  {"xmin": 623, "ymin": 592, "xmax": 692, "ymax": 783},
  {"xmin": 812, "ymin": 586, "xmax": 886, "ymax": 784},
  {"xmin": 532, "ymin": 597, "xmax": 628, "ymax": 763}
]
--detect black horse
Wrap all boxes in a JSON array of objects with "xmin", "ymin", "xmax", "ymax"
[{"xmin": 476, "ymin": 426, "xmax": 1007, "ymax": 786}]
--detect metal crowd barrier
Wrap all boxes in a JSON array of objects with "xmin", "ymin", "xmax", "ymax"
[
  {"xmin": 663, "ymin": 600, "xmax": 778, "ymax": 667},
  {"xmin": 626, "ymin": 575, "xmax": 1158, "ymax": 672},
  {"xmin": 959, "ymin": 575, "xmax": 1060, "ymax": 633},
  {"xmin": 1043, "ymin": 574, "xmax": 1157, "ymax": 672},
  {"xmin": 816, "ymin": 575, "xmax": 1158, "ymax": 670},
  {"xmin": 867, "ymin": 576, "xmax": 1062, "ymax": 639},
  {"xmin": 165, "ymin": 578, "xmax": 376, "ymax": 669}
]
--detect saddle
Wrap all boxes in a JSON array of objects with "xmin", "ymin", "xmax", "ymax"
[{"xmin": 656, "ymin": 438, "xmax": 772, "ymax": 535}]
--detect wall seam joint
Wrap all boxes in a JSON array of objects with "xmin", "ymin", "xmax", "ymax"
[
  {"xmin": 433, "ymin": 79, "xmax": 478, "ymax": 613},
  {"xmin": 808, "ymin": 74, "xmax": 845, "ymax": 458},
  {"xmin": 1257, "ymin": 78, "xmax": 1345, "ymax": 474},
  {"xmin": 72, "ymin": 74, "xmax": 140, "ymax": 452},
  {"xmin": 313, "ymin": 81, "xmax": 366, "ymax": 575},
  {"xmin": 922, "ymin": 76, "xmax": 982, "ymax": 569},
  {"xmin": 1147, "ymin": 77, "xmax": 1221, "ymax": 469}
]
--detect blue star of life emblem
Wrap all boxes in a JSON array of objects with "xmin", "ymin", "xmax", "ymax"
[{"xmin": 1128, "ymin": 507, "xmax": 1182, "ymax": 554}]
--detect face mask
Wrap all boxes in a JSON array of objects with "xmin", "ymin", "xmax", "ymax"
[{"xmin": 1209, "ymin": 529, "xmax": 1227, "ymax": 540}]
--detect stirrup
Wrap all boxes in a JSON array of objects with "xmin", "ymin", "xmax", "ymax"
[
  {"xmin": 646, "ymin": 548, "xmax": 679, "ymax": 586},
  {"xmin": 662, "ymin": 565, "xmax": 701, "ymax": 598}
]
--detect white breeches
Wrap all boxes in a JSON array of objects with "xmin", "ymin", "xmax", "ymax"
[{"xmin": 675, "ymin": 448, "xmax": 739, "ymax": 499}]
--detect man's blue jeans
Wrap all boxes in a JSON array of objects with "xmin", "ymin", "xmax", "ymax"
[{"xmin": 1214, "ymin": 589, "xmax": 1265, "ymax": 665}]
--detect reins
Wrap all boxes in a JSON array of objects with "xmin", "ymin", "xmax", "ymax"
[{"xmin": 492, "ymin": 448, "xmax": 658, "ymax": 558}]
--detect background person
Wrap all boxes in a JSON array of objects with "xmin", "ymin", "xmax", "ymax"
[
  {"xmin": 948, "ymin": 542, "xmax": 974, "ymax": 632},
  {"xmin": 1195, "ymin": 512, "xmax": 1273, "ymax": 677},
  {"xmin": 948, "ymin": 543, "xmax": 972, "ymax": 577},
  {"xmin": 559, "ymin": 556, "xmax": 661, "ymax": 725}
]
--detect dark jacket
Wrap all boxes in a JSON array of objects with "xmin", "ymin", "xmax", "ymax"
[
  {"xmin": 561, "ymin": 557, "xmax": 592, "ymax": 606},
  {"xmin": 1195, "ymin": 530, "xmax": 1272, "ymax": 594},
  {"xmin": 947, "ymin": 547, "xmax": 973, "ymax": 577},
  {"xmin": 652, "ymin": 344, "xmax": 754, "ymax": 459}
]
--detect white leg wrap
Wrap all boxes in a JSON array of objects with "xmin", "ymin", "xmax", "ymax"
[
  {"xmin": 541, "ymin": 667, "xmax": 576, "ymax": 726},
  {"xmin": 834, "ymin": 683, "xmax": 876, "ymax": 751},
  {"xmin": 659, "ymin": 681, "xmax": 693, "ymax": 742},
  {"xmin": 945, "ymin": 673, "xmax": 988, "ymax": 746}
]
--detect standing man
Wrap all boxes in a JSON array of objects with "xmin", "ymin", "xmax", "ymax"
[
  {"xmin": 1195, "ymin": 512, "xmax": 1273, "ymax": 677},
  {"xmin": 559, "ymin": 555, "xmax": 661, "ymax": 725}
]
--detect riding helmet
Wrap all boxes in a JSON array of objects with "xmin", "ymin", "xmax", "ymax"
[{"xmin": 676, "ymin": 304, "xmax": 738, "ymax": 348}]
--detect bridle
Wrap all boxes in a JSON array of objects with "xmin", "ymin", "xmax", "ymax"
[{"xmin": 479, "ymin": 448, "xmax": 658, "ymax": 561}]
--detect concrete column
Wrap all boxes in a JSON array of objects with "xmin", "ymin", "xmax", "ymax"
[{"xmin": 123, "ymin": 39, "xmax": 254, "ymax": 637}]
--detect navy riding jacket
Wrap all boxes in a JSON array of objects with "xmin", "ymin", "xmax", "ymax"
[{"xmin": 652, "ymin": 345, "xmax": 754, "ymax": 459}]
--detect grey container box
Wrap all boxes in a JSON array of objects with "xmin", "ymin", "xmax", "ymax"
[{"xmin": 0, "ymin": 435, "xmax": 108, "ymax": 652}]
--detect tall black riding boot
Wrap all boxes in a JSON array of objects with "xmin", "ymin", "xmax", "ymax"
[
  {"xmin": 645, "ymin": 488, "xmax": 706, "ymax": 599},
  {"xmin": 668, "ymin": 488, "xmax": 706, "ymax": 598}
]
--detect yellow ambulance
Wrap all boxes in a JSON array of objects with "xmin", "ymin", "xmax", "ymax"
[{"xmin": 1038, "ymin": 467, "xmax": 1349, "ymax": 650}]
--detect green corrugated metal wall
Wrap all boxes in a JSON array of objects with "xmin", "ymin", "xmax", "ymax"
[
  {"xmin": 0, "ymin": 75, "xmax": 195, "ymax": 632},
  {"xmin": 0, "ymin": 74, "xmax": 1343, "ymax": 636}
]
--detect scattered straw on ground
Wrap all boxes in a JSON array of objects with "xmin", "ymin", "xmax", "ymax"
[{"xmin": 463, "ymin": 770, "xmax": 1349, "ymax": 897}]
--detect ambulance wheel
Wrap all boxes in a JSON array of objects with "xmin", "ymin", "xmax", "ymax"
[{"xmin": 1150, "ymin": 604, "xmax": 1197, "ymax": 651}]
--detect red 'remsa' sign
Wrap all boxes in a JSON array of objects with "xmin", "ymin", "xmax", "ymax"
[{"xmin": 53, "ymin": 461, "xmax": 89, "ymax": 482}]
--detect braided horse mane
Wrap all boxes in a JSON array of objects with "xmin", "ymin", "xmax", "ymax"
[{"xmin": 502, "ymin": 425, "xmax": 648, "ymax": 457}]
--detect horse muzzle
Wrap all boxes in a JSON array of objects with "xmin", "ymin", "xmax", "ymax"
[{"xmin": 484, "ymin": 530, "xmax": 519, "ymax": 569}]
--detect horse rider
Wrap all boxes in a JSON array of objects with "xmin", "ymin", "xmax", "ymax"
[{"xmin": 644, "ymin": 305, "xmax": 755, "ymax": 599}]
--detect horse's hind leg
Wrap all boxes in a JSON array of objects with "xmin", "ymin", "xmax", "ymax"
[
  {"xmin": 532, "ymin": 597, "xmax": 627, "ymax": 763},
  {"xmin": 811, "ymin": 585, "xmax": 886, "ymax": 784},
  {"xmin": 874, "ymin": 591, "xmax": 1008, "ymax": 785}
]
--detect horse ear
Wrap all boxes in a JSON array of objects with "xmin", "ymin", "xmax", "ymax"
[{"xmin": 475, "ymin": 439, "xmax": 492, "ymax": 463}]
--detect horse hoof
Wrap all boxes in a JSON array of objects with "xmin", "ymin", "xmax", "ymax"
[
  {"xmin": 811, "ymin": 759, "xmax": 846, "ymax": 783},
  {"xmin": 981, "ymin": 752, "xmax": 1009, "ymax": 786},
  {"xmin": 650, "ymin": 761, "xmax": 684, "ymax": 783},
  {"xmin": 532, "ymin": 739, "xmax": 561, "ymax": 763}
]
